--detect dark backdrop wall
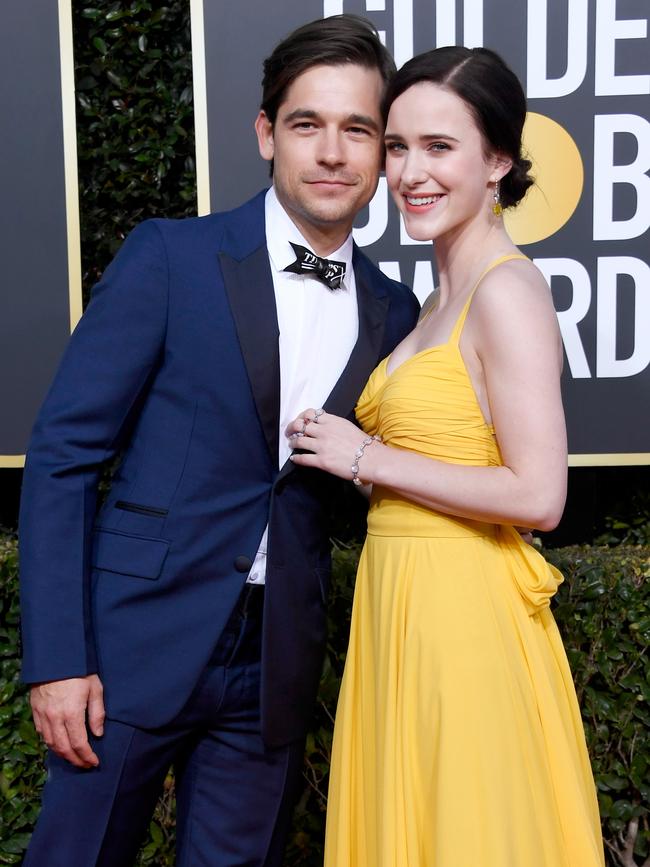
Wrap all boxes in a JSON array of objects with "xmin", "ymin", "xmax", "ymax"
[
  {"xmin": 0, "ymin": 0, "xmax": 648, "ymax": 539},
  {"xmin": 0, "ymin": 0, "xmax": 81, "ymax": 465},
  {"xmin": 194, "ymin": 0, "xmax": 650, "ymax": 463}
]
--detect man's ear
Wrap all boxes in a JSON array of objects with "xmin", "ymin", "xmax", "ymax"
[{"xmin": 255, "ymin": 111, "xmax": 275, "ymax": 161}]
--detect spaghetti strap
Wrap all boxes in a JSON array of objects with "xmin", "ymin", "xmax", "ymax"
[{"xmin": 448, "ymin": 253, "xmax": 529, "ymax": 345}]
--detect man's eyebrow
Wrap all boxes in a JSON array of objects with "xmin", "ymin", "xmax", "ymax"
[
  {"xmin": 347, "ymin": 113, "xmax": 381, "ymax": 133},
  {"xmin": 282, "ymin": 108, "xmax": 320, "ymax": 124},
  {"xmin": 282, "ymin": 108, "xmax": 380, "ymax": 133}
]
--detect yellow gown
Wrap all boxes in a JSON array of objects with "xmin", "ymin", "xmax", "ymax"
[{"xmin": 324, "ymin": 256, "xmax": 604, "ymax": 867}]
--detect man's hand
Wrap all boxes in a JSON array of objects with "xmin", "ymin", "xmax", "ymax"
[{"xmin": 30, "ymin": 674, "xmax": 105, "ymax": 768}]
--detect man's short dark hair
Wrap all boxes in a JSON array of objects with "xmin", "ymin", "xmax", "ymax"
[{"xmin": 260, "ymin": 14, "xmax": 396, "ymax": 126}]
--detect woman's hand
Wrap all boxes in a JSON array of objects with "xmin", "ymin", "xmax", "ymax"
[{"xmin": 285, "ymin": 409, "xmax": 381, "ymax": 483}]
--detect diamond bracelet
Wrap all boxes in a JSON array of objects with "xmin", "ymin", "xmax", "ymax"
[{"xmin": 351, "ymin": 435, "xmax": 382, "ymax": 486}]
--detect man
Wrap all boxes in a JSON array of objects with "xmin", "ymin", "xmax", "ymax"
[{"xmin": 19, "ymin": 14, "xmax": 419, "ymax": 866}]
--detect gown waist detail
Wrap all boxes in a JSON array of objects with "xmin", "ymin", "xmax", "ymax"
[{"xmin": 367, "ymin": 489, "xmax": 498, "ymax": 539}]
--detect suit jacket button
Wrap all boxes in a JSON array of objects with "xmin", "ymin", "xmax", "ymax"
[{"xmin": 234, "ymin": 555, "xmax": 253, "ymax": 573}]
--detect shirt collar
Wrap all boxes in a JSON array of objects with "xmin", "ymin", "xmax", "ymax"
[{"xmin": 265, "ymin": 186, "xmax": 354, "ymax": 288}]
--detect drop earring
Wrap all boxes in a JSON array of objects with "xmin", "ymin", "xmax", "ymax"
[{"xmin": 492, "ymin": 180, "xmax": 502, "ymax": 217}]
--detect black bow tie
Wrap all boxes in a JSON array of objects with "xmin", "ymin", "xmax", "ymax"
[{"xmin": 283, "ymin": 242, "xmax": 346, "ymax": 290}]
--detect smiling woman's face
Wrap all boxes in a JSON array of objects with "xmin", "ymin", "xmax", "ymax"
[{"xmin": 384, "ymin": 82, "xmax": 504, "ymax": 243}]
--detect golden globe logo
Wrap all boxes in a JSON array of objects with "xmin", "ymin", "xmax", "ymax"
[{"xmin": 505, "ymin": 113, "xmax": 584, "ymax": 245}]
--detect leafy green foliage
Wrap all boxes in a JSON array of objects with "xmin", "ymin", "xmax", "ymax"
[
  {"xmin": 596, "ymin": 492, "xmax": 650, "ymax": 547},
  {"xmin": 547, "ymin": 545, "xmax": 650, "ymax": 865},
  {"xmin": 2, "ymin": 532, "xmax": 648, "ymax": 865},
  {"xmin": 73, "ymin": 2, "xmax": 196, "ymax": 296},
  {"xmin": 0, "ymin": 535, "xmax": 44, "ymax": 865}
]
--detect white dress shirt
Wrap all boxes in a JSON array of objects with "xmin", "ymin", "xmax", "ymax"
[{"xmin": 247, "ymin": 187, "xmax": 359, "ymax": 584}]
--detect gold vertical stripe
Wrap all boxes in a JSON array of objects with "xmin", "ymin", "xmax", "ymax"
[
  {"xmin": 57, "ymin": 0, "xmax": 83, "ymax": 331},
  {"xmin": 190, "ymin": 0, "xmax": 211, "ymax": 215}
]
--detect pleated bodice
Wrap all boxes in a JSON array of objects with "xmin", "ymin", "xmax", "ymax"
[{"xmin": 354, "ymin": 254, "xmax": 563, "ymax": 612}]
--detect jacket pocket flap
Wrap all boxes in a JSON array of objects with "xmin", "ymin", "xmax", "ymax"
[{"xmin": 91, "ymin": 528, "xmax": 170, "ymax": 580}]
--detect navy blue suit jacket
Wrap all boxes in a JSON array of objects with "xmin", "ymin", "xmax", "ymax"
[{"xmin": 19, "ymin": 190, "xmax": 419, "ymax": 747}]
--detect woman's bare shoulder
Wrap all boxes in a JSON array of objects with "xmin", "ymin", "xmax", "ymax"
[
  {"xmin": 468, "ymin": 256, "xmax": 562, "ymax": 372},
  {"xmin": 473, "ymin": 256, "xmax": 554, "ymax": 319}
]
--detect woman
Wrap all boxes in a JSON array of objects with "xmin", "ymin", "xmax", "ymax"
[{"xmin": 287, "ymin": 47, "xmax": 604, "ymax": 866}]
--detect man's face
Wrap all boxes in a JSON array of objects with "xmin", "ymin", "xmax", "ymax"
[{"xmin": 255, "ymin": 63, "xmax": 384, "ymax": 254}]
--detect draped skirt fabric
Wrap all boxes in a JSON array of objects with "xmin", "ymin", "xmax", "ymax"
[{"xmin": 324, "ymin": 512, "xmax": 604, "ymax": 867}]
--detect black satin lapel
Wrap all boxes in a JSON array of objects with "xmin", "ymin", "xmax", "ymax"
[
  {"xmin": 220, "ymin": 248, "xmax": 280, "ymax": 463},
  {"xmin": 323, "ymin": 269, "xmax": 389, "ymax": 419}
]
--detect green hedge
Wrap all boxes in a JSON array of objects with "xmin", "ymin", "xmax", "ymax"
[
  {"xmin": 73, "ymin": 1, "xmax": 196, "ymax": 296},
  {"xmin": 1, "ymin": 533, "xmax": 648, "ymax": 866}
]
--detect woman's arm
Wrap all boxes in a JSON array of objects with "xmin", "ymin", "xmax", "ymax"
[{"xmin": 289, "ymin": 264, "xmax": 567, "ymax": 531}]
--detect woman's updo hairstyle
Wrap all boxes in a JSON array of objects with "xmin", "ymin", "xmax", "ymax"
[{"xmin": 383, "ymin": 46, "xmax": 533, "ymax": 208}]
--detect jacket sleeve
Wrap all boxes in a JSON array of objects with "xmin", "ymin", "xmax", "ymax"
[{"xmin": 19, "ymin": 219, "xmax": 169, "ymax": 683}]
